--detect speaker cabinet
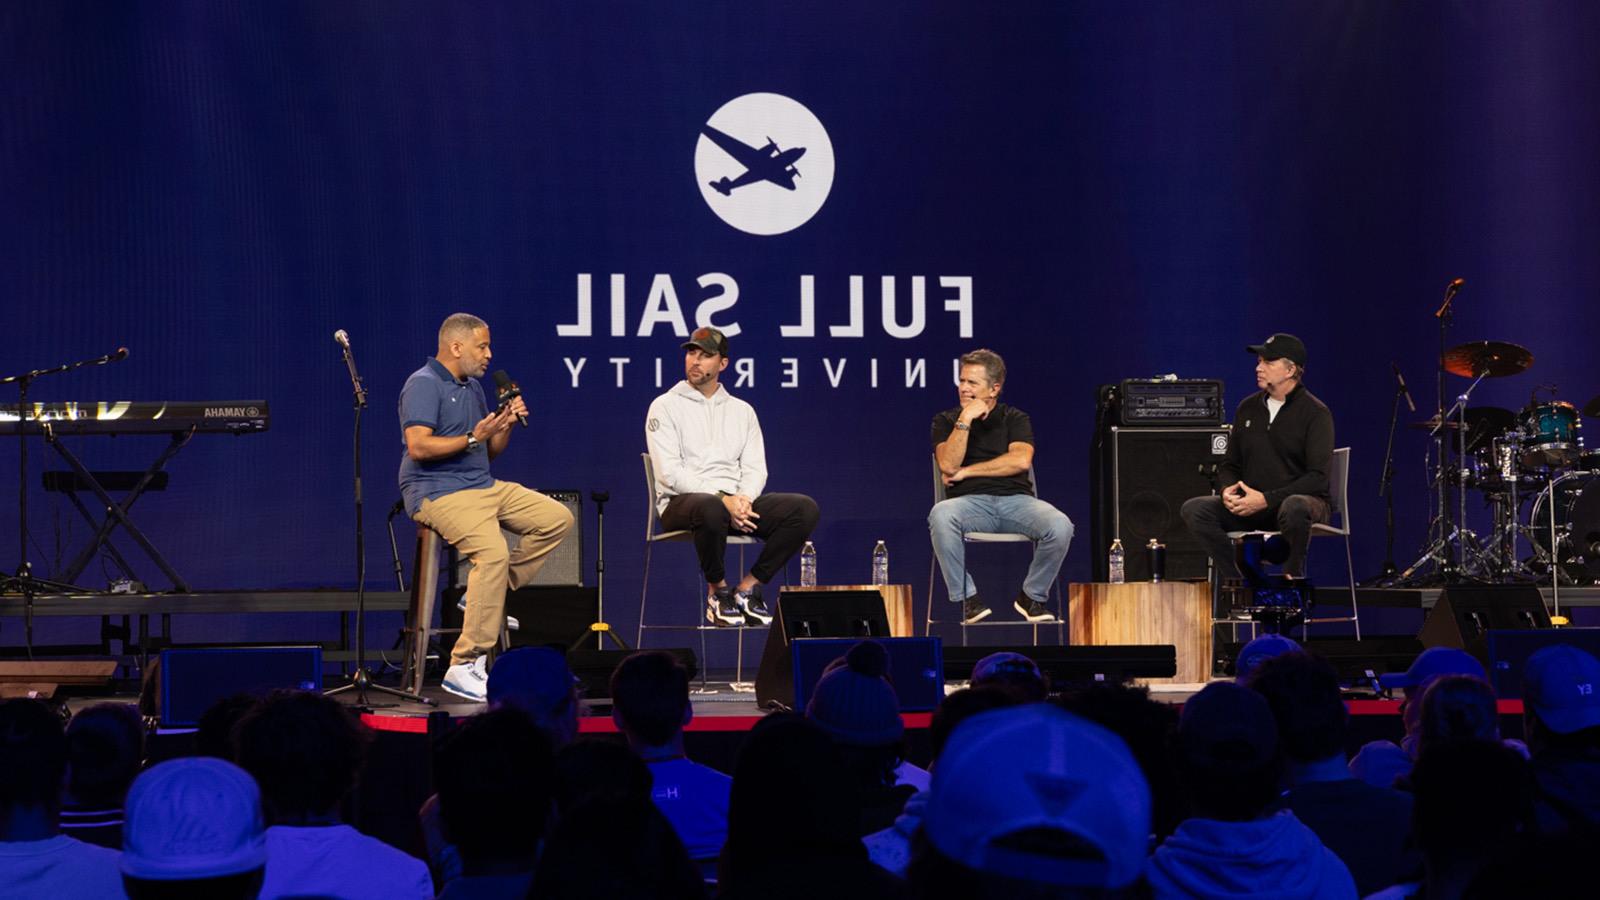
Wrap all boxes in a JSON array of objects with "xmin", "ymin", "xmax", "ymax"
[
  {"xmin": 451, "ymin": 489, "xmax": 584, "ymax": 587},
  {"xmin": 152, "ymin": 646, "xmax": 323, "ymax": 727},
  {"xmin": 1091, "ymin": 426, "xmax": 1231, "ymax": 581},
  {"xmin": 755, "ymin": 588, "xmax": 891, "ymax": 708},
  {"xmin": 1419, "ymin": 584, "xmax": 1552, "ymax": 663},
  {"xmin": 789, "ymin": 636, "xmax": 944, "ymax": 713},
  {"xmin": 443, "ymin": 585, "xmax": 598, "ymax": 648}
]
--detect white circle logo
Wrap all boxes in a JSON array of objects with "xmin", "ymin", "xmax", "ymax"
[{"xmin": 694, "ymin": 93, "xmax": 835, "ymax": 236}]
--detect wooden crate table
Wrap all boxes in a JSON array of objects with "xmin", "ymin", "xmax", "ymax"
[{"xmin": 1068, "ymin": 582, "xmax": 1212, "ymax": 684}]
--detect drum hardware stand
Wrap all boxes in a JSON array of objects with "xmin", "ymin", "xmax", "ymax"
[
  {"xmin": 1, "ymin": 349, "xmax": 130, "ymax": 658},
  {"xmin": 574, "ymin": 490, "xmax": 628, "ymax": 650},
  {"xmin": 1544, "ymin": 470, "xmax": 1567, "ymax": 624},
  {"xmin": 326, "ymin": 331, "xmax": 430, "ymax": 708}
]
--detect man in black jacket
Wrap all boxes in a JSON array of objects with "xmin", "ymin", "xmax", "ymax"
[{"xmin": 1181, "ymin": 333, "xmax": 1333, "ymax": 579}]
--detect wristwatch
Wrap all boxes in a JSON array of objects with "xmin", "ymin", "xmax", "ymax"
[
  {"xmin": 954, "ymin": 421, "xmax": 971, "ymax": 432},
  {"xmin": 465, "ymin": 433, "xmax": 481, "ymax": 452}
]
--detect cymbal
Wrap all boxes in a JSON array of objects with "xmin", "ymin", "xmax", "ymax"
[
  {"xmin": 1585, "ymin": 395, "xmax": 1600, "ymax": 419},
  {"xmin": 1442, "ymin": 340, "xmax": 1533, "ymax": 379}
]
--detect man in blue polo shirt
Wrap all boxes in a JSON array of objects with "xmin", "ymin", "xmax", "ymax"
[{"xmin": 399, "ymin": 313, "xmax": 573, "ymax": 702}]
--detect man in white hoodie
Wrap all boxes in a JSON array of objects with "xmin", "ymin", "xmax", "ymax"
[
  {"xmin": 645, "ymin": 326, "xmax": 819, "ymax": 627},
  {"xmin": 1148, "ymin": 681, "xmax": 1358, "ymax": 899}
]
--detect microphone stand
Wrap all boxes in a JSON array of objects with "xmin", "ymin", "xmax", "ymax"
[
  {"xmin": 573, "ymin": 490, "xmax": 627, "ymax": 650},
  {"xmin": 1364, "ymin": 378, "xmax": 1407, "ymax": 585},
  {"xmin": 327, "ymin": 336, "xmax": 430, "ymax": 707},
  {"xmin": 2, "ymin": 348, "xmax": 130, "ymax": 657}
]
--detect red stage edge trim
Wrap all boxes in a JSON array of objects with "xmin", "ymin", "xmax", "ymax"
[{"xmin": 361, "ymin": 710, "xmax": 936, "ymax": 735}]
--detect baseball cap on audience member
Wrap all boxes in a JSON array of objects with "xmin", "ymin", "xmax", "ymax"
[
  {"xmin": 1234, "ymin": 634, "xmax": 1301, "ymax": 683},
  {"xmin": 1522, "ymin": 644, "xmax": 1600, "ymax": 734},
  {"xmin": 972, "ymin": 651, "xmax": 1043, "ymax": 687},
  {"xmin": 806, "ymin": 640, "xmax": 904, "ymax": 746},
  {"xmin": 925, "ymin": 704, "xmax": 1151, "ymax": 889},
  {"xmin": 1378, "ymin": 646, "xmax": 1487, "ymax": 691},
  {"xmin": 681, "ymin": 326, "xmax": 729, "ymax": 357},
  {"xmin": 1179, "ymin": 681, "xmax": 1279, "ymax": 771},
  {"xmin": 487, "ymin": 646, "xmax": 578, "ymax": 711},
  {"xmin": 1245, "ymin": 333, "xmax": 1308, "ymax": 366},
  {"xmin": 121, "ymin": 757, "xmax": 266, "ymax": 881}
]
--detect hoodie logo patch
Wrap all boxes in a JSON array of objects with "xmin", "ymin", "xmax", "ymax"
[{"xmin": 648, "ymin": 418, "xmax": 660, "ymax": 432}]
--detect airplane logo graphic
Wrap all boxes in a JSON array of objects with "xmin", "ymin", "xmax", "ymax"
[
  {"xmin": 701, "ymin": 126, "xmax": 807, "ymax": 195},
  {"xmin": 694, "ymin": 93, "xmax": 835, "ymax": 236}
]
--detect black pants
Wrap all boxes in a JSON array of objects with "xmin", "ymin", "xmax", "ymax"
[
  {"xmin": 660, "ymin": 493, "xmax": 820, "ymax": 584},
  {"xmin": 1180, "ymin": 494, "xmax": 1330, "ymax": 579}
]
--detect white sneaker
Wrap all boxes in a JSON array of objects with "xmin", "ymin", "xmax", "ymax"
[
  {"xmin": 442, "ymin": 655, "xmax": 489, "ymax": 703},
  {"xmin": 455, "ymin": 595, "xmax": 520, "ymax": 631}
]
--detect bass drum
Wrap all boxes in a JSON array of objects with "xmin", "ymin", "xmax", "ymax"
[{"xmin": 1529, "ymin": 471, "xmax": 1600, "ymax": 584}]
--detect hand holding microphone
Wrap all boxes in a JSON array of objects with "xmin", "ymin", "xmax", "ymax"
[{"xmin": 493, "ymin": 370, "xmax": 529, "ymax": 427}]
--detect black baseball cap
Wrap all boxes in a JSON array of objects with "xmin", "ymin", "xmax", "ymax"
[
  {"xmin": 681, "ymin": 326, "xmax": 729, "ymax": 357},
  {"xmin": 1246, "ymin": 333, "xmax": 1307, "ymax": 366}
]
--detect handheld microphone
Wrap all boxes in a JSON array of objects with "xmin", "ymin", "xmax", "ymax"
[
  {"xmin": 493, "ymin": 370, "xmax": 528, "ymax": 427},
  {"xmin": 333, "ymin": 329, "xmax": 351, "ymax": 350},
  {"xmin": 1391, "ymin": 362, "xmax": 1417, "ymax": 413}
]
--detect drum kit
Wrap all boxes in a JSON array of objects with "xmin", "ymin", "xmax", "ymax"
[{"xmin": 1394, "ymin": 339, "xmax": 1600, "ymax": 587}]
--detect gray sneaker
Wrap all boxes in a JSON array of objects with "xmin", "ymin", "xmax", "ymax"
[
  {"xmin": 960, "ymin": 596, "xmax": 993, "ymax": 625},
  {"xmin": 707, "ymin": 586, "xmax": 743, "ymax": 626}
]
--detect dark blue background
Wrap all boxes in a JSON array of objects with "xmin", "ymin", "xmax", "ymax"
[{"xmin": 4, "ymin": 2, "xmax": 1598, "ymax": 656}]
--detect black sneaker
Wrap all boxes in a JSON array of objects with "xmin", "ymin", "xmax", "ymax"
[
  {"xmin": 736, "ymin": 584, "xmax": 772, "ymax": 625},
  {"xmin": 960, "ymin": 596, "xmax": 993, "ymax": 625},
  {"xmin": 707, "ymin": 587, "xmax": 743, "ymax": 626},
  {"xmin": 1013, "ymin": 594, "xmax": 1056, "ymax": 623}
]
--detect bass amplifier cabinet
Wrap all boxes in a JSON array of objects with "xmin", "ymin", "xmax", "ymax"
[
  {"xmin": 1116, "ymin": 379, "xmax": 1225, "ymax": 427},
  {"xmin": 451, "ymin": 489, "xmax": 583, "ymax": 586},
  {"xmin": 1090, "ymin": 426, "xmax": 1230, "ymax": 582}
]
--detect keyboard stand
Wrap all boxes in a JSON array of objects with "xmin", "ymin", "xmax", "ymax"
[{"xmin": 42, "ymin": 423, "xmax": 193, "ymax": 592}]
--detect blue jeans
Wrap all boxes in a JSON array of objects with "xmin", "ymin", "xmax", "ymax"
[{"xmin": 928, "ymin": 493, "xmax": 1074, "ymax": 604}]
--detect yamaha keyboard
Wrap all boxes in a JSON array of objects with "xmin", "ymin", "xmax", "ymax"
[{"xmin": 0, "ymin": 401, "xmax": 269, "ymax": 435}]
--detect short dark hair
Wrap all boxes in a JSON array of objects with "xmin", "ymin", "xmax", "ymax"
[
  {"xmin": 0, "ymin": 698, "xmax": 67, "ymax": 810},
  {"xmin": 930, "ymin": 687, "xmax": 1023, "ymax": 761},
  {"xmin": 1247, "ymin": 651, "xmax": 1347, "ymax": 763},
  {"xmin": 435, "ymin": 707, "xmax": 555, "ymax": 865},
  {"xmin": 1416, "ymin": 674, "xmax": 1500, "ymax": 755},
  {"xmin": 610, "ymin": 651, "xmax": 690, "ymax": 747},
  {"xmin": 194, "ymin": 694, "xmax": 261, "ymax": 761},
  {"xmin": 958, "ymin": 348, "xmax": 1006, "ymax": 388},
  {"xmin": 234, "ymin": 690, "xmax": 371, "ymax": 821},
  {"xmin": 66, "ymin": 703, "xmax": 145, "ymax": 808},
  {"xmin": 438, "ymin": 312, "xmax": 487, "ymax": 344}
]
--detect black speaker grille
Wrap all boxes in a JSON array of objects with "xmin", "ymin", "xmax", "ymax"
[{"xmin": 1108, "ymin": 427, "xmax": 1230, "ymax": 581}]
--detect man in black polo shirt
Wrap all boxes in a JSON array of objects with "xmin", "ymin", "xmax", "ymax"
[
  {"xmin": 1181, "ymin": 333, "xmax": 1333, "ymax": 580},
  {"xmin": 930, "ymin": 348, "xmax": 1073, "ymax": 624}
]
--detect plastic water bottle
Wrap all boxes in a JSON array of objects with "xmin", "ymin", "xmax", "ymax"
[
  {"xmin": 1109, "ymin": 539, "xmax": 1126, "ymax": 584},
  {"xmin": 871, "ymin": 541, "xmax": 889, "ymax": 586},
  {"xmin": 800, "ymin": 541, "xmax": 818, "ymax": 586}
]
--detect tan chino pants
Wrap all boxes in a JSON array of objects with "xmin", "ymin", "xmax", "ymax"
[{"xmin": 415, "ymin": 480, "xmax": 574, "ymax": 665}]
